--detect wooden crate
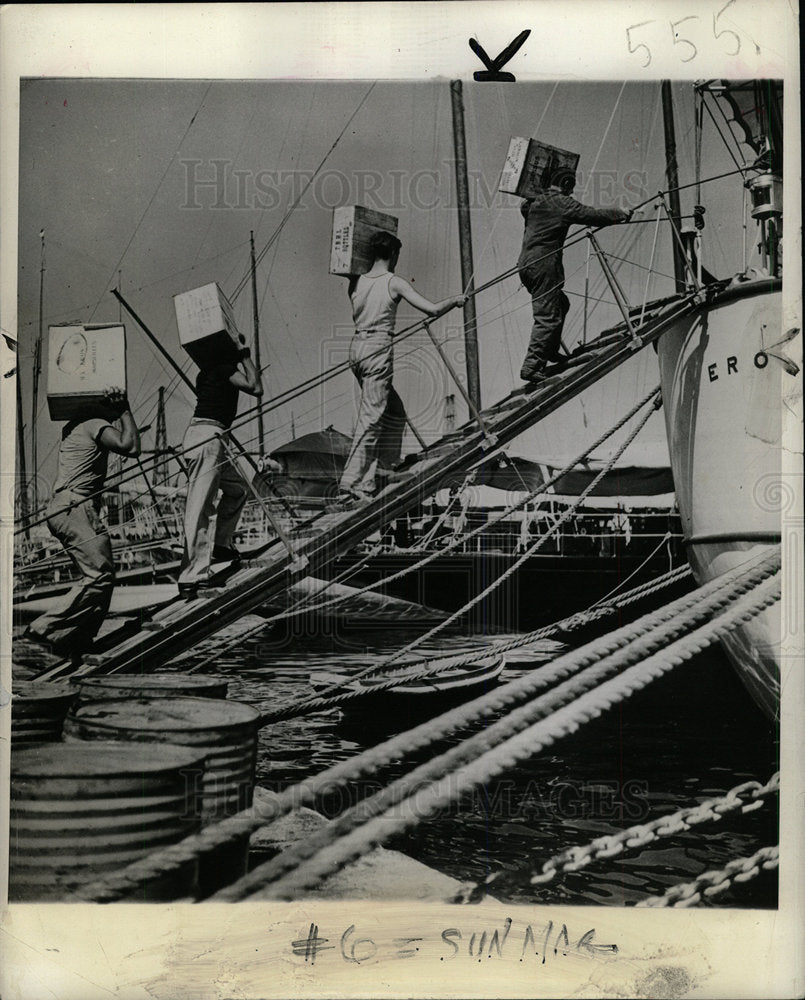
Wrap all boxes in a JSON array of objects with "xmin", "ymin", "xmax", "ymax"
[
  {"xmin": 47, "ymin": 324, "xmax": 127, "ymax": 422},
  {"xmin": 498, "ymin": 137, "xmax": 580, "ymax": 199},
  {"xmin": 173, "ymin": 282, "xmax": 242, "ymax": 369},
  {"xmin": 329, "ymin": 206, "xmax": 399, "ymax": 276}
]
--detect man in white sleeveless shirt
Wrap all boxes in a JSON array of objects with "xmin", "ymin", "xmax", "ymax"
[{"xmin": 338, "ymin": 231, "xmax": 465, "ymax": 504}]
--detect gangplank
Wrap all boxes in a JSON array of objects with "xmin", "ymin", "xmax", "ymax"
[{"xmin": 32, "ymin": 290, "xmax": 699, "ymax": 682}]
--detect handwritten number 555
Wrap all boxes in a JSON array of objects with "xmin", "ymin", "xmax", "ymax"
[{"xmin": 627, "ymin": 2, "xmax": 742, "ymax": 67}]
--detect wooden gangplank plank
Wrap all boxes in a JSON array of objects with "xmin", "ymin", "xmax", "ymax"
[{"xmin": 33, "ymin": 293, "xmax": 698, "ymax": 682}]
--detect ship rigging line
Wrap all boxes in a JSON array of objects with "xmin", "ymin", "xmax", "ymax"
[
  {"xmin": 68, "ymin": 548, "xmax": 778, "ymax": 904},
  {"xmin": 13, "ymin": 160, "xmax": 737, "ymax": 538},
  {"xmin": 182, "ymin": 387, "xmax": 666, "ymax": 678},
  {"xmin": 229, "ymin": 81, "xmax": 378, "ymax": 304},
  {"xmin": 379, "ymin": 388, "xmax": 661, "ymax": 666},
  {"xmin": 87, "ymin": 83, "xmax": 214, "ymax": 324},
  {"xmin": 213, "ymin": 564, "xmax": 781, "ymax": 901}
]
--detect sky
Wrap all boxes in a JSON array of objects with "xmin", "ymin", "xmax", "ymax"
[{"xmin": 16, "ymin": 78, "xmax": 757, "ymax": 495}]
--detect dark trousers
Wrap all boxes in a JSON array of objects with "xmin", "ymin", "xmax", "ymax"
[{"xmin": 519, "ymin": 264, "xmax": 570, "ymax": 379}]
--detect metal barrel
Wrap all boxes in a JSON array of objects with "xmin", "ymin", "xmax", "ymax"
[
  {"xmin": 64, "ymin": 697, "xmax": 260, "ymax": 822},
  {"xmin": 77, "ymin": 673, "xmax": 229, "ymax": 703},
  {"xmin": 11, "ymin": 681, "xmax": 78, "ymax": 746},
  {"xmin": 9, "ymin": 741, "xmax": 205, "ymax": 902}
]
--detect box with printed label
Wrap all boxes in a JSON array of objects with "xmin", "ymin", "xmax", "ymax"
[
  {"xmin": 329, "ymin": 206, "xmax": 399, "ymax": 276},
  {"xmin": 174, "ymin": 282, "xmax": 242, "ymax": 369},
  {"xmin": 498, "ymin": 137, "xmax": 580, "ymax": 199},
  {"xmin": 47, "ymin": 324, "xmax": 127, "ymax": 421}
]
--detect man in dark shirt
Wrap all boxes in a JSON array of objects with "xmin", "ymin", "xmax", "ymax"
[
  {"xmin": 518, "ymin": 172, "xmax": 632, "ymax": 382},
  {"xmin": 178, "ymin": 337, "xmax": 263, "ymax": 597}
]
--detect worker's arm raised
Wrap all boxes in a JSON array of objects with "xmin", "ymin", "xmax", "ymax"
[{"xmin": 390, "ymin": 275, "xmax": 466, "ymax": 317}]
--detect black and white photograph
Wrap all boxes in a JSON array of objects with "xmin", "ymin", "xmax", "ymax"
[{"xmin": 1, "ymin": 4, "xmax": 802, "ymax": 999}]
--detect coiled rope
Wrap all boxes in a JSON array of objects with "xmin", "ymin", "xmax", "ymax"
[
  {"xmin": 67, "ymin": 546, "xmax": 776, "ymax": 903},
  {"xmin": 224, "ymin": 568, "xmax": 779, "ymax": 901}
]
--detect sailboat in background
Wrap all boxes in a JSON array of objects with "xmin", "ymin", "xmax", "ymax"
[{"xmin": 656, "ymin": 80, "xmax": 795, "ymax": 720}]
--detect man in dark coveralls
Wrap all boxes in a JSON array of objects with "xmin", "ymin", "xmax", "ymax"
[{"xmin": 518, "ymin": 171, "xmax": 632, "ymax": 383}]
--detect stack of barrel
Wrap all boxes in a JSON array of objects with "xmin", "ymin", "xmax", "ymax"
[{"xmin": 9, "ymin": 672, "xmax": 261, "ymax": 902}]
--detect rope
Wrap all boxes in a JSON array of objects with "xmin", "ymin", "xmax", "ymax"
[
  {"xmin": 636, "ymin": 845, "xmax": 779, "ymax": 908},
  {"xmin": 67, "ymin": 549, "xmax": 777, "ymax": 903},
  {"xmin": 182, "ymin": 384, "xmax": 669, "ymax": 677},
  {"xmin": 381, "ymin": 388, "xmax": 661, "ymax": 665},
  {"xmin": 452, "ymin": 772, "xmax": 780, "ymax": 902},
  {"xmin": 220, "ymin": 567, "xmax": 780, "ymax": 900}
]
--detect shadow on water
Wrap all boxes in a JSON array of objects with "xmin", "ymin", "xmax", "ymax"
[{"xmin": 186, "ymin": 616, "xmax": 779, "ymax": 908}]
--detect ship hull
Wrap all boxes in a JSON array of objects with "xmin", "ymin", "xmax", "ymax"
[{"xmin": 657, "ymin": 278, "xmax": 785, "ymax": 719}]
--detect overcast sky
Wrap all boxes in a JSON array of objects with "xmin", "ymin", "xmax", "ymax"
[{"xmin": 16, "ymin": 78, "xmax": 754, "ymax": 489}]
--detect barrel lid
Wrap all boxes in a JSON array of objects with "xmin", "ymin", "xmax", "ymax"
[
  {"xmin": 13, "ymin": 681, "xmax": 77, "ymax": 701},
  {"xmin": 79, "ymin": 674, "xmax": 226, "ymax": 690},
  {"xmin": 11, "ymin": 740, "xmax": 207, "ymax": 777},
  {"xmin": 71, "ymin": 696, "xmax": 260, "ymax": 731}
]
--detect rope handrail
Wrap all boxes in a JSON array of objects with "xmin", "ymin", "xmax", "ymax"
[
  {"xmin": 68, "ymin": 547, "xmax": 778, "ymax": 903},
  {"xmin": 184, "ymin": 385, "xmax": 666, "ymax": 685},
  {"xmin": 14, "ymin": 221, "xmax": 684, "ymax": 536},
  {"xmin": 381, "ymin": 389, "xmax": 661, "ymax": 665},
  {"xmin": 216, "ymin": 567, "xmax": 781, "ymax": 900}
]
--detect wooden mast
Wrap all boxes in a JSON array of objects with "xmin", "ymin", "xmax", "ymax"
[
  {"xmin": 449, "ymin": 81, "xmax": 481, "ymax": 411},
  {"xmin": 250, "ymin": 230, "xmax": 266, "ymax": 460},
  {"xmin": 16, "ymin": 361, "xmax": 30, "ymax": 538},
  {"xmin": 31, "ymin": 229, "xmax": 45, "ymax": 510},
  {"xmin": 661, "ymin": 82, "xmax": 687, "ymax": 293}
]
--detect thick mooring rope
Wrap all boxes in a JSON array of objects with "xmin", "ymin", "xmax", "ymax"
[
  {"xmin": 257, "ymin": 562, "xmax": 692, "ymax": 725},
  {"xmin": 69, "ymin": 547, "xmax": 778, "ymax": 903},
  {"xmin": 224, "ymin": 571, "xmax": 779, "ymax": 900}
]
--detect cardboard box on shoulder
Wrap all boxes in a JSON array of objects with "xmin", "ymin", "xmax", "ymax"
[
  {"xmin": 174, "ymin": 282, "xmax": 242, "ymax": 369},
  {"xmin": 47, "ymin": 324, "xmax": 127, "ymax": 422},
  {"xmin": 330, "ymin": 206, "xmax": 399, "ymax": 276},
  {"xmin": 498, "ymin": 137, "xmax": 580, "ymax": 200}
]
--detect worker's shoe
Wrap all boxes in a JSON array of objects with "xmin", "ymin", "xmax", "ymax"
[
  {"xmin": 331, "ymin": 489, "xmax": 372, "ymax": 510},
  {"xmin": 377, "ymin": 466, "xmax": 413, "ymax": 485},
  {"xmin": 520, "ymin": 362, "xmax": 547, "ymax": 386},
  {"xmin": 212, "ymin": 545, "xmax": 241, "ymax": 565}
]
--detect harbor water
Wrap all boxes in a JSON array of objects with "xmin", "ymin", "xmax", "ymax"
[{"xmin": 175, "ymin": 612, "xmax": 779, "ymax": 909}]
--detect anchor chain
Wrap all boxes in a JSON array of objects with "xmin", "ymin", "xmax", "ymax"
[
  {"xmin": 453, "ymin": 771, "xmax": 780, "ymax": 902},
  {"xmin": 636, "ymin": 845, "xmax": 779, "ymax": 908}
]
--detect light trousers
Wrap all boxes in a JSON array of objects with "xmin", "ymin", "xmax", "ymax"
[
  {"xmin": 179, "ymin": 420, "xmax": 248, "ymax": 585},
  {"xmin": 30, "ymin": 490, "xmax": 115, "ymax": 652},
  {"xmin": 340, "ymin": 332, "xmax": 406, "ymax": 498}
]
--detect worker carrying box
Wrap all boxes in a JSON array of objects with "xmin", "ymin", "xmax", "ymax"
[
  {"xmin": 174, "ymin": 282, "xmax": 243, "ymax": 369},
  {"xmin": 498, "ymin": 137, "xmax": 580, "ymax": 200},
  {"xmin": 330, "ymin": 206, "xmax": 399, "ymax": 276}
]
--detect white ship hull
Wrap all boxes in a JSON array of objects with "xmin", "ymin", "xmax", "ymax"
[{"xmin": 657, "ymin": 278, "xmax": 785, "ymax": 719}]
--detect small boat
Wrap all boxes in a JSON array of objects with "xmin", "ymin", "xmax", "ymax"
[{"xmin": 311, "ymin": 654, "xmax": 506, "ymax": 720}]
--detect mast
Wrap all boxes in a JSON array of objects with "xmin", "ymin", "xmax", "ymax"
[
  {"xmin": 250, "ymin": 230, "xmax": 266, "ymax": 460},
  {"xmin": 154, "ymin": 386, "xmax": 167, "ymax": 487},
  {"xmin": 449, "ymin": 81, "xmax": 482, "ymax": 412},
  {"xmin": 31, "ymin": 229, "xmax": 45, "ymax": 510},
  {"xmin": 660, "ymin": 82, "xmax": 687, "ymax": 294},
  {"xmin": 16, "ymin": 365, "xmax": 30, "ymax": 539}
]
